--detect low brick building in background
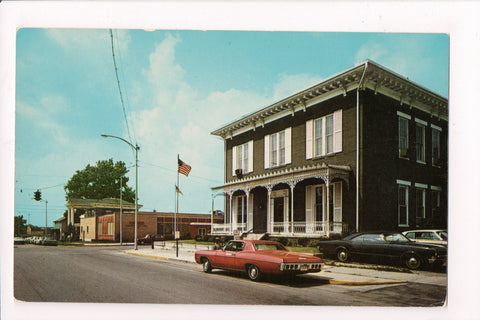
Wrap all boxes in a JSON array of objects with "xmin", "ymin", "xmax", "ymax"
[{"xmin": 63, "ymin": 198, "xmax": 224, "ymax": 242}]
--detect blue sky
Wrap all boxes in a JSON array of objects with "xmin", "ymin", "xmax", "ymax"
[{"xmin": 14, "ymin": 29, "xmax": 449, "ymax": 228}]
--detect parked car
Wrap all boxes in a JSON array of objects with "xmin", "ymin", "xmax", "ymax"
[
  {"xmin": 42, "ymin": 238, "xmax": 58, "ymax": 246},
  {"xmin": 195, "ymin": 239, "xmax": 323, "ymax": 281},
  {"xmin": 402, "ymin": 229, "xmax": 447, "ymax": 246},
  {"xmin": 137, "ymin": 234, "xmax": 155, "ymax": 245},
  {"xmin": 14, "ymin": 237, "xmax": 25, "ymax": 245},
  {"xmin": 317, "ymin": 232, "xmax": 447, "ymax": 270}
]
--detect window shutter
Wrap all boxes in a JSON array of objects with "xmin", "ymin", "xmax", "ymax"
[
  {"xmin": 306, "ymin": 120, "xmax": 313, "ymax": 159},
  {"xmin": 305, "ymin": 185, "xmax": 313, "ymax": 227},
  {"xmin": 285, "ymin": 127, "xmax": 292, "ymax": 164},
  {"xmin": 247, "ymin": 194, "xmax": 254, "ymax": 230},
  {"xmin": 248, "ymin": 140, "xmax": 253, "ymax": 173},
  {"xmin": 232, "ymin": 145, "xmax": 237, "ymax": 176},
  {"xmin": 264, "ymin": 134, "xmax": 270, "ymax": 169},
  {"xmin": 333, "ymin": 182, "xmax": 342, "ymax": 222},
  {"xmin": 333, "ymin": 109, "xmax": 342, "ymax": 153}
]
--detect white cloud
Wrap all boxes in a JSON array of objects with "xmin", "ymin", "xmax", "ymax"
[{"xmin": 271, "ymin": 73, "xmax": 323, "ymax": 102}]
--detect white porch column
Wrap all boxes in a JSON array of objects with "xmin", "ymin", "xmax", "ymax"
[
  {"xmin": 289, "ymin": 182, "xmax": 295, "ymax": 235},
  {"xmin": 229, "ymin": 192, "xmax": 233, "ymax": 234},
  {"xmin": 67, "ymin": 208, "xmax": 71, "ymax": 225},
  {"xmin": 326, "ymin": 180, "xmax": 330, "ymax": 238},
  {"xmin": 266, "ymin": 185, "xmax": 272, "ymax": 234}
]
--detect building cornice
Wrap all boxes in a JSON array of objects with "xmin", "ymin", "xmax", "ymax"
[{"xmin": 211, "ymin": 60, "xmax": 448, "ymax": 139}]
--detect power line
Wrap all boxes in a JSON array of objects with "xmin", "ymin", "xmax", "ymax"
[
  {"xmin": 114, "ymin": 29, "xmax": 136, "ymax": 144},
  {"xmin": 109, "ymin": 29, "xmax": 134, "ymax": 145}
]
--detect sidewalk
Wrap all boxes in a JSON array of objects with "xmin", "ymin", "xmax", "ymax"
[{"xmin": 123, "ymin": 243, "xmax": 447, "ymax": 287}]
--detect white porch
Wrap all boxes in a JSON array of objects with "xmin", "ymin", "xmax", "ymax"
[{"xmin": 211, "ymin": 163, "xmax": 351, "ymax": 238}]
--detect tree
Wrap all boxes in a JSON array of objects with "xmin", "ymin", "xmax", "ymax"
[
  {"xmin": 14, "ymin": 215, "xmax": 27, "ymax": 237},
  {"xmin": 64, "ymin": 159, "xmax": 135, "ymax": 202}
]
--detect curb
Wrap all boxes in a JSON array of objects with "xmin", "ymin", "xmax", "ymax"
[
  {"xmin": 326, "ymin": 279, "xmax": 407, "ymax": 286},
  {"xmin": 124, "ymin": 250, "xmax": 168, "ymax": 260}
]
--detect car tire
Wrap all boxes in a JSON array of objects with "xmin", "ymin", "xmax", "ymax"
[
  {"xmin": 202, "ymin": 258, "xmax": 212, "ymax": 273},
  {"xmin": 404, "ymin": 254, "xmax": 422, "ymax": 270},
  {"xmin": 336, "ymin": 248, "xmax": 349, "ymax": 262},
  {"xmin": 247, "ymin": 264, "xmax": 262, "ymax": 281}
]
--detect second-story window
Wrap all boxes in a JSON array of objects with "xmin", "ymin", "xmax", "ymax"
[
  {"xmin": 432, "ymin": 125, "xmax": 441, "ymax": 167},
  {"xmin": 306, "ymin": 109, "xmax": 342, "ymax": 159},
  {"xmin": 415, "ymin": 118, "xmax": 426, "ymax": 163},
  {"xmin": 264, "ymin": 128, "xmax": 291, "ymax": 169},
  {"xmin": 232, "ymin": 140, "xmax": 253, "ymax": 176}
]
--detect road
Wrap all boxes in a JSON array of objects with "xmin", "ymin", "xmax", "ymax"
[{"xmin": 14, "ymin": 245, "xmax": 446, "ymax": 306}]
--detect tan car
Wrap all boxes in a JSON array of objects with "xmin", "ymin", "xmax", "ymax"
[{"xmin": 402, "ymin": 230, "xmax": 447, "ymax": 246}]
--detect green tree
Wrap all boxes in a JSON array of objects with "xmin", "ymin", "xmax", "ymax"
[
  {"xmin": 14, "ymin": 215, "xmax": 27, "ymax": 237},
  {"xmin": 64, "ymin": 159, "xmax": 135, "ymax": 202}
]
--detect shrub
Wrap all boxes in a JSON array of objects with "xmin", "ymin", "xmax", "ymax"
[{"xmin": 297, "ymin": 237, "xmax": 309, "ymax": 247}]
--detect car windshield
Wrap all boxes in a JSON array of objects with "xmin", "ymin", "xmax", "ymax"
[
  {"xmin": 254, "ymin": 243, "xmax": 288, "ymax": 251},
  {"xmin": 384, "ymin": 233, "xmax": 410, "ymax": 242},
  {"xmin": 438, "ymin": 231, "xmax": 447, "ymax": 240}
]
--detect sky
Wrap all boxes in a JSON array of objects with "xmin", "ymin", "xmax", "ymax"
[{"xmin": 14, "ymin": 30, "xmax": 449, "ymax": 228}]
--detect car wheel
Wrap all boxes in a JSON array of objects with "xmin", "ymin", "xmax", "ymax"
[
  {"xmin": 247, "ymin": 264, "xmax": 262, "ymax": 281},
  {"xmin": 202, "ymin": 258, "xmax": 212, "ymax": 273},
  {"xmin": 336, "ymin": 248, "xmax": 349, "ymax": 262},
  {"xmin": 404, "ymin": 254, "xmax": 422, "ymax": 270}
]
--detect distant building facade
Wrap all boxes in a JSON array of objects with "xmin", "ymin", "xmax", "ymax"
[
  {"xmin": 210, "ymin": 60, "xmax": 448, "ymax": 239},
  {"xmin": 63, "ymin": 198, "xmax": 223, "ymax": 242}
]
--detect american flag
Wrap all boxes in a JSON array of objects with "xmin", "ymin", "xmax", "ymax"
[
  {"xmin": 175, "ymin": 185, "xmax": 183, "ymax": 195},
  {"xmin": 178, "ymin": 158, "xmax": 192, "ymax": 177}
]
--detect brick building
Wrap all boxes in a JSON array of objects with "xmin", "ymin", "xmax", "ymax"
[
  {"xmin": 65, "ymin": 198, "xmax": 224, "ymax": 242},
  {"xmin": 210, "ymin": 60, "xmax": 448, "ymax": 239}
]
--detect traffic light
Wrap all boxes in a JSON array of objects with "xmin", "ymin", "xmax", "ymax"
[{"xmin": 34, "ymin": 189, "xmax": 42, "ymax": 201}]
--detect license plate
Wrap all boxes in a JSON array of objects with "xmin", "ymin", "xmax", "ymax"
[{"xmin": 300, "ymin": 265, "xmax": 308, "ymax": 271}]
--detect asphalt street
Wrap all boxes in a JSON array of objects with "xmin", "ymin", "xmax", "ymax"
[{"xmin": 14, "ymin": 245, "xmax": 446, "ymax": 306}]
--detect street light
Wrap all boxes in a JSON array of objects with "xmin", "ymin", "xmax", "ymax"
[{"xmin": 101, "ymin": 134, "xmax": 139, "ymax": 250}]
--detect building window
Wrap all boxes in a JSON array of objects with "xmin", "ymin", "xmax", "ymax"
[
  {"xmin": 398, "ymin": 183, "xmax": 409, "ymax": 227},
  {"xmin": 415, "ymin": 186, "xmax": 426, "ymax": 222},
  {"xmin": 107, "ymin": 222, "xmax": 114, "ymax": 235},
  {"xmin": 232, "ymin": 140, "xmax": 253, "ymax": 175},
  {"xmin": 97, "ymin": 222, "xmax": 102, "ymax": 234},
  {"xmin": 234, "ymin": 195, "xmax": 247, "ymax": 224},
  {"xmin": 398, "ymin": 116, "xmax": 409, "ymax": 158},
  {"xmin": 432, "ymin": 127, "xmax": 441, "ymax": 166},
  {"xmin": 265, "ymin": 128, "xmax": 291, "ymax": 169},
  {"xmin": 415, "ymin": 119, "xmax": 426, "ymax": 163},
  {"xmin": 198, "ymin": 228, "xmax": 206, "ymax": 236},
  {"xmin": 313, "ymin": 114, "xmax": 334, "ymax": 157},
  {"xmin": 431, "ymin": 187, "xmax": 441, "ymax": 217},
  {"xmin": 315, "ymin": 186, "xmax": 324, "ymax": 222},
  {"xmin": 306, "ymin": 110, "xmax": 342, "ymax": 159}
]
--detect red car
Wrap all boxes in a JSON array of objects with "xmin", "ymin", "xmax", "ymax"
[{"xmin": 194, "ymin": 239, "xmax": 323, "ymax": 281}]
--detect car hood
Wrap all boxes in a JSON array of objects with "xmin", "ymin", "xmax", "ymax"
[{"xmin": 256, "ymin": 250, "xmax": 322, "ymax": 263}]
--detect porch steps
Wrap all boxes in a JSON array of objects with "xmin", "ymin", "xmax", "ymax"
[{"xmin": 243, "ymin": 233, "xmax": 268, "ymax": 240}]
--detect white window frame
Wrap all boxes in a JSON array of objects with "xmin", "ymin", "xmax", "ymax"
[
  {"xmin": 415, "ymin": 118, "xmax": 427, "ymax": 164},
  {"xmin": 432, "ymin": 125, "xmax": 442, "ymax": 167},
  {"xmin": 306, "ymin": 109, "xmax": 342, "ymax": 159},
  {"xmin": 397, "ymin": 180, "xmax": 411, "ymax": 227},
  {"xmin": 415, "ymin": 184, "xmax": 427, "ymax": 220},
  {"xmin": 398, "ymin": 113, "xmax": 410, "ymax": 159},
  {"xmin": 265, "ymin": 128, "xmax": 291, "ymax": 169},
  {"xmin": 232, "ymin": 140, "xmax": 253, "ymax": 175}
]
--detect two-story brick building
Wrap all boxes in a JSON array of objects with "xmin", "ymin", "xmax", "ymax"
[{"xmin": 210, "ymin": 60, "xmax": 448, "ymax": 239}]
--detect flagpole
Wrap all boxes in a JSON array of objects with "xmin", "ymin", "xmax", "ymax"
[{"xmin": 175, "ymin": 154, "xmax": 179, "ymax": 257}]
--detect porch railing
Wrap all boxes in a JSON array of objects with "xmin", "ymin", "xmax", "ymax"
[{"xmin": 212, "ymin": 221, "xmax": 345, "ymax": 236}]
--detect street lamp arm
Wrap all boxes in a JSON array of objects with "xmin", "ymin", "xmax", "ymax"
[{"xmin": 101, "ymin": 134, "xmax": 138, "ymax": 150}]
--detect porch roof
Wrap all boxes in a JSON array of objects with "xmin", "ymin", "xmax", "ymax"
[{"xmin": 212, "ymin": 163, "xmax": 351, "ymax": 192}]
